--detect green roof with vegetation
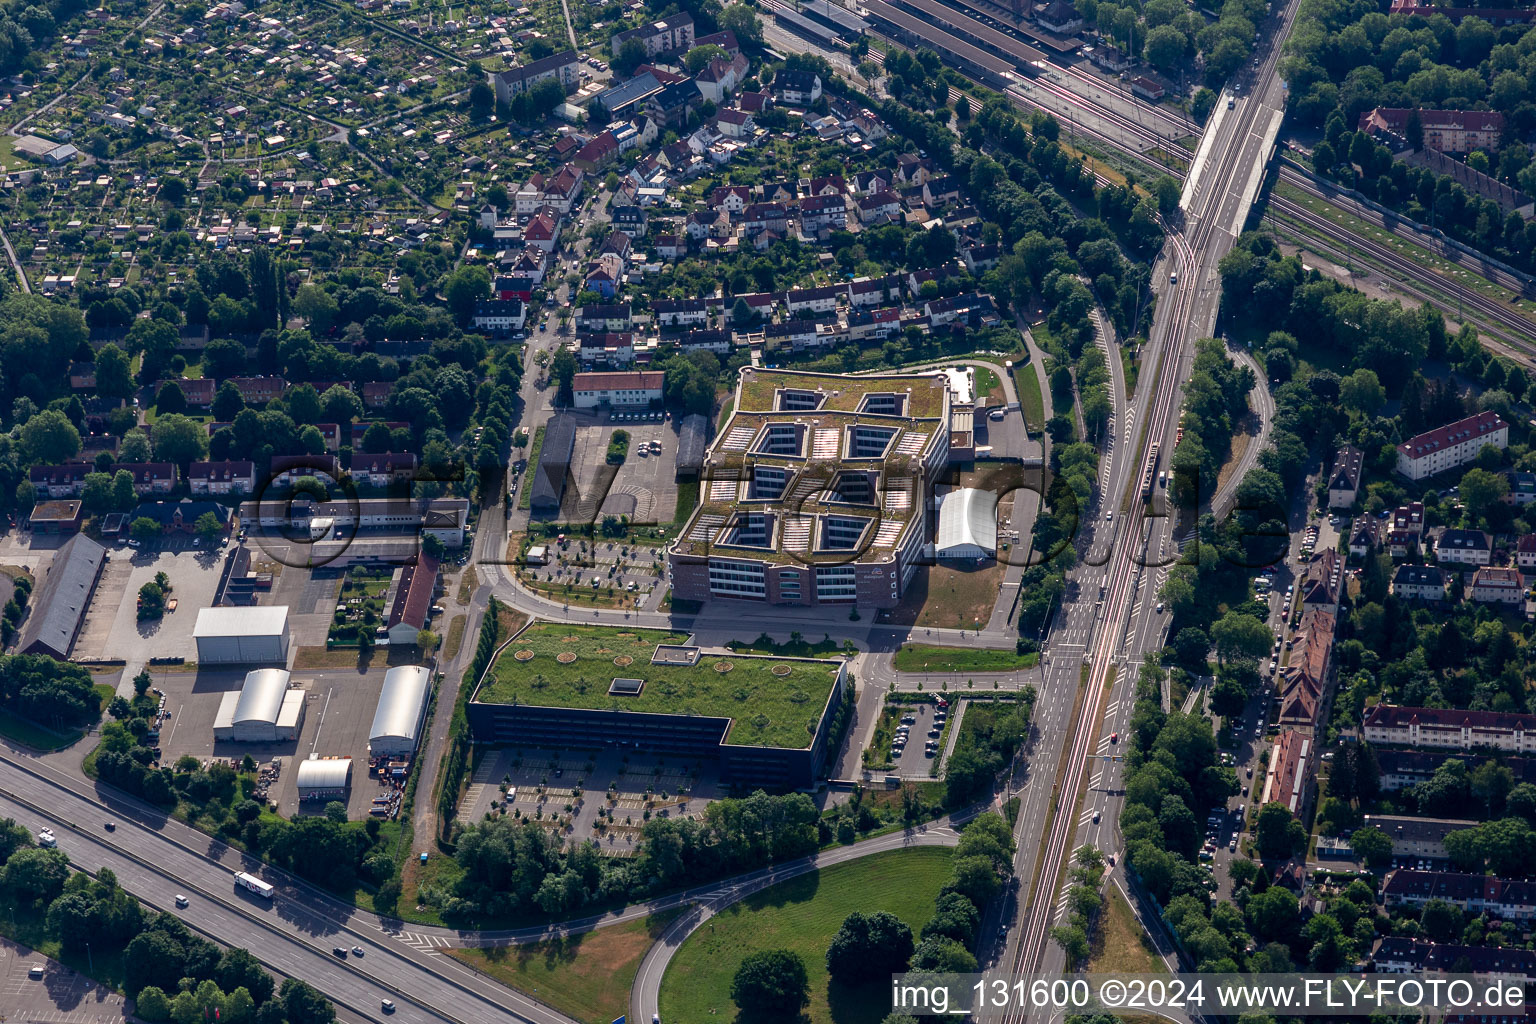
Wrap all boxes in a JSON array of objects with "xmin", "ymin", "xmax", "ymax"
[
  {"xmin": 737, "ymin": 368, "xmax": 949, "ymax": 419},
  {"xmin": 474, "ymin": 622, "xmax": 840, "ymax": 749}
]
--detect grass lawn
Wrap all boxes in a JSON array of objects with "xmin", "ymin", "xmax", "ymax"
[
  {"xmin": 974, "ymin": 365, "xmax": 1004, "ymax": 404},
  {"xmin": 518, "ymin": 425, "xmax": 548, "ymax": 510},
  {"xmin": 893, "ymin": 644, "xmax": 1037, "ymax": 673},
  {"xmin": 658, "ymin": 848, "xmax": 954, "ymax": 1024},
  {"xmin": 442, "ymin": 613, "xmax": 468, "ymax": 660},
  {"xmin": 476, "ymin": 622, "xmax": 839, "ymax": 749},
  {"xmin": 448, "ymin": 909, "xmax": 683, "ymax": 1024},
  {"xmin": 1017, "ymin": 364, "xmax": 1046, "ymax": 435},
  {"xmin": 1086, "ymin": 887, "xmax": 1167, "ymax": 976},
  {"xmin": 0, "ymin": 683, "xmax": 116, "ymax": 750}
]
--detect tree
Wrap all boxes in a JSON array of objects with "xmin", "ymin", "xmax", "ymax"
[
  {"xmin": 731, "ymin": 950, "xmax": 809, "ymax": 1016},
  {"xmin": 95, "ymin": 343, "xmax": 135, "ymax": 399},
  {"xmin": 1255, "ymin": 802, "xmax": 1304, "ymax": 860},
  {"xmin": 1144, "ymin": 24, "xmax": 1187, "ymax": 72},
  {"xmin": 719, "ymin": 1, "xmax": 763, "ymax": 44},
  {"xmin": 1339, "ymin": 368, "xmax": 1385, "ymax": 416},
  {"xmin": 683, "ymin": 44, "xmax": 728, "ymax": 74},
  {"xmin": 1459, "ymin": 467, "xmax": 1509, "ymax": 522},
  {"xmin": 213, "ymin": 380, "xmax": 246, "ymax": 422},
  {"xmin": 612, "ymin": 38, "xmax": 649, "ymax": 78},
  {"xmin": 444, "ymin": 265, "xmax": 491, "ymax": 327},
  {"xmin": 136, "ymin": 987, "xmax": 174, "ymax": 1021},
  {"xmin": 1210, "ymin": 611, "xmax": 1269, "ymax": 665},
  {"xmin": 1420, "ymin": 898, "xmax": 1459, "ymax": 942},
  {"xmin": 155, "ymin": 381, "xmax": 188, "ymax": 415},
  {"xmin": 1405, "ymin": 108, "xmax": 1423, "ymax": 152},
  {"xmin": 21, "ymin": 409, "xmax": 82, "ymax": 464},
  {"xmin": 551, "ymin": 349, "xmax": 578, "ymax": 406},
  {"xmin": 280, "ymin": 979, "xmax": 335, "ymax": 1024},
  {"xmin": 151, "ymin": 414, "xmax": 209, "ymax": 472},
  {"xmin": 119, "ymin": 428, "xmax": 152, "ymax": 463},
  {"xmin": 321, "ymin": 385, "xmax": 362, "ymax": 426},
  {"xmin": 194, "ymin": 511, "xmax": 225, "ymax": 547},
  {"xmin": 2, "ymin": 847, "xmax": 69, "ymax": 904},
  {"xmin": 1349, "ymin": 825, "xmax": 1393, "ymax": 869},
  {"xmin": 131, "ymin": 517, "xmax": 163, "ymax": 545},
  {"xmin": 416, "ymin": 629, "xmax": 441, "ymax": 653},
  {"xmin": 826, "ymin": 911, "xmax": 915, "ymax": 982},
  {"xmin": 469, "ymin": 79, "xmax": 494, "ymax": 120}
]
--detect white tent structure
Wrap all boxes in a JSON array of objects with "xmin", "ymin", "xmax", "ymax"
[
  {"xmin": 296, "ymin": 756, "xmax": 352, "ymax": 801},
  {"xmin": 213, "ymin": 668, "xmax": 306, "ymax": 742},
  {"xmin": 369, "ymin": 665, "xmax": 433, "ymax": 757},
  {"xmin": 933, "ymin": 488, "xmax": 998, "ymax": 559}
]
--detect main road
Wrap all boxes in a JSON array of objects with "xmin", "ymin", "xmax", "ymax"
[{"xmin": 1001, "ymin": 0, "xmax": 1303, "ymax": 1007}]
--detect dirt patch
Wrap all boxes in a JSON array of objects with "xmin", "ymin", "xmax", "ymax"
[
  {"xmin": 514, "ymin": 649, "xmax": 535, "ymax": 662},
  {"xmin": 556, "ymin": 651, "xmax": 577, "ymax": 664},
  {"xmin": 614, "ymin": 655, "xmax": 633, "ymax": 667}
]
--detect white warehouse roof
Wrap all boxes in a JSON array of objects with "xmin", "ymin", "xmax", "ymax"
[
  {"xmin": 296, "ymin": 757, "xmax": 352, "ymax": 790},
  {"xmin": 934, "ymin": 488, "xmax": 998, "ymax": 556},
  {"xmin": 231, "ymin": 668, "xmax": 291, "ymax": 725},
  {"xmin": 370, "ymin": 666, "xmax": 432, "ymax": 754},
  {"xmin": 194, "ymin": 605, "xmax": 290, "ymax": 638}
]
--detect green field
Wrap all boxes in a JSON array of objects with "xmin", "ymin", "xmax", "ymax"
[
  {"xmin": 657, "ymin": 848, "xmax": 954, "ymax": 1024},
  {"xmin": 449, "ymin": 909, "xmax": 682, "ymax": 1024},
  {"xmin": 476, "ymin": 622, "xmax": 840, "ymax": 748},
  {"xmin": 1017, "ymin": 365, "xmax": 1046, "ymax": 435},
  {"xmin": 518, "ymin": 424, "xmax": 548, "ymax": 510},
  {"xmin": 893, "ymin": 644, "xmax": 1038, "ymax": 674}
]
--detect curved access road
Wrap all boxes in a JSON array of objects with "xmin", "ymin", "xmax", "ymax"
[{"xmin": 629, "ymin": 821, "xmax": 966, "ymax": 1024}]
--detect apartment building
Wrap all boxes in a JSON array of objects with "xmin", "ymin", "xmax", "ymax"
[
  {"xmin": 1396, "ymin": 411, "xmax": 1508, "ymax": 481},
  {"xmin": 1363, "ymin": 704, "xmax": 1536, "ymax": 753}
]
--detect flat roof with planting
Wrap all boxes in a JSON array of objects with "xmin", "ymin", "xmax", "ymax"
[{"xmin": 473, "ymin": 622, "xmax": 840, "ymax": 748}]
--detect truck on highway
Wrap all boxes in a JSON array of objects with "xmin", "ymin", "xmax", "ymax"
[
  {"xmin": 235, "ymin": 871, "xmax": 274, "ymax": 899},
  {"xmin": 37, "ymin": 828, "xmax": 56, "ymax": 848}
]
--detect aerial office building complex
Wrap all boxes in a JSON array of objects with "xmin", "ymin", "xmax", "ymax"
[{"xmin": 667, "ymin": 368, "xmax": 955, "ymax": 608}]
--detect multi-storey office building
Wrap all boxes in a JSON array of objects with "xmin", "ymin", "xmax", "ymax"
[{"xmin": 667, "ymin": 368, "xmax": 956, "ymax": 609}]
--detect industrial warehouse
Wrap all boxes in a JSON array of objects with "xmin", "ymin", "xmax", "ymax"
[
  {"xmin": 195, "ymin": 606, "xmax": 292, "ymax": 665},
  {"xmin": 213, "ymin": 668, "xmax": 306, "ymax": 742},
  {"xmin": 465, "ymin": 622, "xmax": 849, "ymax": 789}
]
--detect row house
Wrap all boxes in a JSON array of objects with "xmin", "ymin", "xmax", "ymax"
[
  {"xmin": 856, "ymin": 190, "xmax": 902, "ymax": 225},
  {"xmin": 798, "ymin": 193, "xmax": 847, "ymax": 233},
  {"xmin": 847, "ymin": 306, "xmax": 902, "ymax": 342},
  {"xmin": 1435, "ymin": 527, "xmax": 1492, "ymax": 566},
  {"xmin": 228, "ymin": 377, "xmax": 288, "ymax": 405},
  {"xmin": 674, "ymin": 329, "xmax": 731, "ymax": 355},
  {"xmin": 161, "ymin": 377, "xmax": 215, "ymax": 407},
  {"xmin": 1373, "ymin": 938, "xmax": 1536, "ymax": 981},
  {"xmin": 1276, "ymin": 607, "xmax": 1335, "ymax": 733},
  {"xmin": 849, "ymin": 274, "xmax": 903, "ymax": 308},
  {"xmin": 1388, "ymin": 502, "xmax": 1426, "ymax": 558},
  {"xmin": 362, "ymin": 382, "xmax": 392, "ymax": 410},
  {"xmin": 30, "ymin": 462, "xmax": 176, "ymax": 498},
  {"xmin": 1363, "ymin": 704, "xmax": 1536, "ymax": 754},
  {"xmin": 271, "ymin": 454, "xmax": 341, "ymax": 487},
  {"xmin": 187, "ymin": 460, "xmax": 256, "ymax": 495},
  {"xmin": 1382, "ymin": 870, "xmax": 1536, "ymax": 921},
  {"xmin": 472, "ymin": 299, "xmax": 527, "ymax": 334},
  {"xmin": 1298, "ymin": 547, "xmax": 1342, "ymax": 609},
  {"xmin": 1260, "ymin": 730, "xmax": 1311, "ymax": 817},
  {"xmin": 1375, "ymin": 749, "xmax": 1536, "ymax": 791},
  {"xmin": 578, "ymin": 332, "xmax": 636, "ymax": 366},
  {"xmin": 351, "ymin": 452, "xmax": 417, "ymax": 487},
  {"xmin": 785, "ymin": 284, "xmax": 842, "ymax": 316},
  {"xmin": 577, "ymin": 304, "xmax": 632, "ymax": 333},
  {"xmin": 1365, "ymin": 815, "xmax": 1477, "ymax": 860},
  {"xmin": 741, "ymin": 202, "xmax": 788, "ymax": 236},
  {"xmin": 524, "ymin": 210, "xmax": 560, "ymax": 253},
  {"xmin": 653, "ymin": 298, "xmax": 709, "ymax": 329}
]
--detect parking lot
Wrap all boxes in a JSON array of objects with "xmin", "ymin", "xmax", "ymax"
[
  {"xmin": 562, "ymin": 411, "xmax": 683, "ymax": 526},
  {"xmin": 460, "ymin": 747, "xmax": 723, "ymax": 850},
  {"xmin": 0, "ymin": 936, "xmax": 127, "ymax": 1024},
  {"xmin": 146, "ymin": 664, "xmax": 410, "ymax": 820},
  {"xmin": 887, "ymin": 702, "xmax": 949, "ymax": 778},
  {"xmin": 74, "ymin": 544, "xmax": 227, "ymax": 666}
]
